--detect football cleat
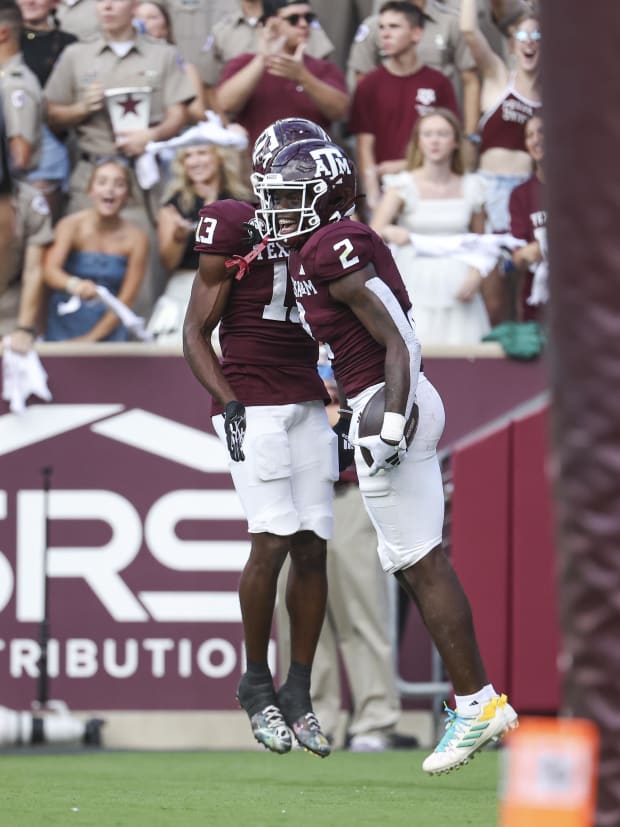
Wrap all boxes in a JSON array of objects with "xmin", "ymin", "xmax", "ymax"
[
  {"xmin": 422, "ymin": 694, "xmax": 518, "ymax": 775},
  {"xmin": 244, "ymin": 705, "xmax": 293, "ymax": 755},
  {"xmin": 289, "ymin": 712, "xmax": 331, "ymax": 758},
  {"xmin": 277, "ymin": 685, "xmax": 331, "ymax": 758},
  {"xmin": 237, "ymin": 675, "xmax": 292, "ymax": 755}
]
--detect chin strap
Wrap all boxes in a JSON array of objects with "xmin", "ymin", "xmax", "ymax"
[{"xmin": 225, "ymin": 235, "xmax": 270, "ymax": 281}]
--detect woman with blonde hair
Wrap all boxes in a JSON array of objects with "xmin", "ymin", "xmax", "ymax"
[
  {"xmin": 371, "ymin": 107, "xmax": 490, "ymax": 346},
  {"xmin": 44, "ymin": 159, "xmax": 148, "ymax": 342},
  {"xmin": 148, "ymin": 143, "xmax": 250, "ymax": 342}
]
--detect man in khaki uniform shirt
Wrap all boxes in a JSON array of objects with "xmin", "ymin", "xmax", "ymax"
[
  {"xmin": 159, "ymin": 0, "xmax": 231, "ymax": 85},
  {"xmin": 0, "ymin": 180, "xmax": 53, "ymax": 350},
  {"xmin": 56, "ymin": 0, "xmax": 101, "ymax": 42},
  {"xmin": 44, "ymin": 0, "xmax": 195, "ymax": 214},
  {"xmin": 311, "ymin": 0, "xmax": 374, "ymax": 72},
  {"xmin": 0, "ymin": 2, "xmax": 42, "ymax": 174},
  {"xmin": 202, "ymin": 0, "xmax": 334, "ymax": 87},
  {"xmin": 45, "ymin": 0, "xmax": 195, "ymax": 312}
]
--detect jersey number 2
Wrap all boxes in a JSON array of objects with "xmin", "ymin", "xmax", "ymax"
[{"xmin": 333, "ymin": 238, "xmax": 360, "ymax": 269}]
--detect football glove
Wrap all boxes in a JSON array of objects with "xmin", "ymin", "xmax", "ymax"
[
  {"xmin": 223, "ymin": 400, "xmax": 246, "ymax": 462},
  {"xmin": 356, "ymin": 434, "xmax": 407, "ymax": 476},
  {"xmin": 333, "ymin": 409, "xmax": 354, "ymax": 472}
]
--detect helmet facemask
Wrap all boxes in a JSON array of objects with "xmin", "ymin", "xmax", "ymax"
[
  {"xmin": 251, "ymin": 138, "xmax": 357, "ymax": 242},
  {"xmin": 252, "ymin": 174, "xmax": 329, "ymax": 242}
]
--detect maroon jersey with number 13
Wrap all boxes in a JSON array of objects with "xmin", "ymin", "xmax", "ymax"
[{"xmin": 194, "ymin": 199, "xmax": 326, "ymax": 413}]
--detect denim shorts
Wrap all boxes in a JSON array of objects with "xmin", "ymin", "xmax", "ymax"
[{"xmin": 478, "ymin": 170, "xmax": 529, "ymax": 233}]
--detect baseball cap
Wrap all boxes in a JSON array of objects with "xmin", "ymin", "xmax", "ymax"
[{"xmin": 261, "ymin": 0, "xmax": 313, "ymax": 21}]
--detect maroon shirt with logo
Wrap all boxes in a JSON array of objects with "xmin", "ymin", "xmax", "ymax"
[
  {"xmin": 218, "ymin": 53, "xmax": 347, "ymax": 145},
  {"xmin": 348, "ymin": 64, "xmax": 460, "ymax": 164},
  {"xmin": 479, "ymin": 86, "xmax": 541, "ymax": 153},
  {"xmin": 288, "ymin": 219, "xmax": 413, "ymax": 398},
  {"xmin": 194, "ymin": 199, "xmax": 326, "ymax": 412}
]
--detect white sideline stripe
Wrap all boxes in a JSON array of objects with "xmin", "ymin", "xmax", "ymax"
[
  {"xmin": 139, "ymin": 591, "xmax": 241, "ymax": 622},
  {"xmin": 91, "ymin": 409, "xmax": 228, "ymax": 472},
  {"xmin": 0, "ymin": 404, "xmax": 124, "ymax": 456}
]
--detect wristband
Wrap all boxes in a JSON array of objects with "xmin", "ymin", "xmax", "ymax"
[
  {"xmin": 16, "ymin": 325, "xmax": 36, "ymax": 336},
  {"xmin": 380, "ymin": 412, "xmax": 405, "ymax": 443}
]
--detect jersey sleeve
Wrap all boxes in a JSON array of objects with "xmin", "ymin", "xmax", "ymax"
[
  {"xmin": 304, "ymin": 221, "xmax": 376, "ymax": 281},
  {"xmin": 193, "ymin": 199, "xmax": 253, "ymax": 256}
]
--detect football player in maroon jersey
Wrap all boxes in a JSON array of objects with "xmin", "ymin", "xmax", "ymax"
[
  {"xmin": 253, "ymin": 136, "xmax": 518, "ymax": 775},
  {"xmin": 183, "ymin": 119, "xmax": 335, "ymax": 758}
]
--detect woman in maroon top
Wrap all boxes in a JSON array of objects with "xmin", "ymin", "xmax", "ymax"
[{"xmin": 459, "ymin": 0, "xmax": 542, "ymax": 233}]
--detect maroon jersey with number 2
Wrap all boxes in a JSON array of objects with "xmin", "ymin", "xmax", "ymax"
[
  {"xmin": 288, "ymin": 218, "xmax": 413, "ymax": 398},
  {"xmin": 194, "ymin": 199, "xmax": 326, "ymax": 411}
]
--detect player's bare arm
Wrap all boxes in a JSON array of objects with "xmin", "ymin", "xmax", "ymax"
[
  {"xmin": 327, "ymin": 267, "xmax": 411, "ymax": 418},
  {"xmin": 182, "ymin": 253, "xmax": 237, "ymax": 408}
]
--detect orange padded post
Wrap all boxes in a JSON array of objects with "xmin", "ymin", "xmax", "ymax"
[{"xmin": 499, "ymin": 717, "xmax": 599, "ymax": 827}]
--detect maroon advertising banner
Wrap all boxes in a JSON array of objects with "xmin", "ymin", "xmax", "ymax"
[{"xmin": 0, "ymin": 350, "xmax": 548, "ymax": 711}]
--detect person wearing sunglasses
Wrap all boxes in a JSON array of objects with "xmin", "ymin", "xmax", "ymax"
[
  {"xmin": 459, "ymin": 0, "xmax": 541, "ymax": 324},
  {"xmin": 202, "ymin": 1, "xmax": 335, "ymax": 114},
  {"xmin": 216, "ymin": 0, "xmax": 349, "ymax": 149}
]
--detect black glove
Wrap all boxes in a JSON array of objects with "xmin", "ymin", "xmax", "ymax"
[
  {"xmin": 333, "ymin": 409, "xmax": 355, "ymax": 472},
  {"xmin": 223, "ymin": 400, "xmax": 246, "ymax": 462}
]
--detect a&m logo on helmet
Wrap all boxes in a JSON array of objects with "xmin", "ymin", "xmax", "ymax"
[
  {"xmin": 252, "ymin": 125, "xmax": 279, "ymax": 171},
  {"xmin": 309, "ymin": 145, "xmax": 352, "ymax": 181}
]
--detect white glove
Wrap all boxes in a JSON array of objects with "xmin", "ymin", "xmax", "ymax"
[{"xmin": 356, "ymin": 434, "xmax": 407, "ymax": 476}]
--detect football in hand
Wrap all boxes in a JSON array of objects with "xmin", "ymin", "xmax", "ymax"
[{"xmin": 357, "ymin": 386, "xmax": 419, "ymax": 466}]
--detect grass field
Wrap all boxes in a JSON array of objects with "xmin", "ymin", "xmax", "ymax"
[{"xmin": 0, "ymin": 748, "xmax": 501, "ymax": 827}]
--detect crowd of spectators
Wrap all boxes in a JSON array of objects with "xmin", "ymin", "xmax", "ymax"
[{"xmin": 0, "ymin": 0, "xmax": 544, "ymax": 355}]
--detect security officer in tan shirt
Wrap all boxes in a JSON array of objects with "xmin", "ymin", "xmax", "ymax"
[
  {"xmin": 44, "ymin": 0, "xmax": 195, "ymax": 214},
  {"xmin": 45, "ymin": 0, "xmax": 195, "ymax": 314},
  {"xmin": 159, "ymin": 0, "xmax": 231, "ymax": 85},
  {"xmin": 0, "ymin": 179, "xmax": 53, "ymax": 351},
  {"xmin": 56, "ymin": 0, "xmax": 102, "ymax": 42},
  {"xmin": 0, "ymin": 2, "xmax": 42, "ymax": 174}
]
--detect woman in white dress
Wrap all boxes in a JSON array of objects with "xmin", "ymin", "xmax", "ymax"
[{"xmin": 371, "ymin": 108, "xmax": 490, "ymax": 347}]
